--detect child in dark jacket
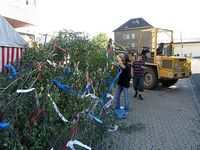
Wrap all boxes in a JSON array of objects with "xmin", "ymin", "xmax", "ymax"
[{"xmin": 132, "ymin": 54, "xmax": 146, "ymax": 100}]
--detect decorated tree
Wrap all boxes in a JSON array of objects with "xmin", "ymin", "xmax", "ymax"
[{"xmin": 0, "ymin": 30, "xmax": 120, "ymax": 149}]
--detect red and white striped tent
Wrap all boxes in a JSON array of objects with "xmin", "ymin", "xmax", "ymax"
[{"xmin": 0, "ymin": 15, "xmax": 27, "ymax": 72}]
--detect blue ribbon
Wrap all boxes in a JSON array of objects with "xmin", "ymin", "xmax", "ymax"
[
  {"xmin": 100, "ymin": 68, "xmax": 122, "ymax": 104},
  {"xmin": 88, "ymin": 113, "xmax": 103, "ymax": 124},
  {"xmin": 108, "ymin": 68, "xmax": 122, "ymax": 91},
  {"xmin": 52, "ymin": 80, "xmax": 92, "ymax": 95},
  {"xmin": 4, "ymin": 64, "xmax": 18, "ymax": 79},
  {"xmin": 0, "ymin": 122, "xmax": 9, "ymax": 128},
  {"xmin": 66, "ymin": 67, "xmax": 71, "ymax": 75},
  {"xmin": 52, "ymin": 80, "xmax": 73, "ymax": 90}
]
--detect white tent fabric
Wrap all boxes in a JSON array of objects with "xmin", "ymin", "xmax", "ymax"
[
  {"xmin": 0, "ymin": 47, "xmax": 26, "ymax": 72},
  {"xmin": 0, "ymin": 15, "xmax": 27, "ymax": 48},
  {"xmin": 0, "ymin": 15, "xmax": 27, "ymax": 72}
]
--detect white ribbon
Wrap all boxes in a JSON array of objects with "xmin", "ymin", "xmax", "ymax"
[
  {"xmin": 47, "ymin": 60, "xmax": 69, "ymax": 68},
  {"xmin": 103, "ymin": 93, "xmax": 114, "ymax": 109},
  {"xmin": 34, "ymin": 91, "xmax": 40, "ymax": 108},
  {"xmin": 16, "ymin": 88, "xmax": 35, "ymax": 93},
  {"xmin": 47, "ymin": 60, "xmax": 53, "ymax": 65},
  {"xmin": 103, "ymin": 99, "xmax": 113, "ymax": 109},
  {"xmin": 106, "ymin": 93, "xmax": 114, "ymax": 99},
  {"xmin": 48, "ymin": 94, "xmax": 69, "ymax": 123},
  {"xmin": 108, "ymin": 124, "xmax": 118, "ymax": 132},
  {"xmin": 47, "ymin": 60, "xmax": 56, "ymax": 67},
  {"xmin": 66, "ymin": 140, "xmax": 91, "ymax": 150},
  {"xmin": 82, "ymin": 93, "xmax": 99, "ymax": 99}
]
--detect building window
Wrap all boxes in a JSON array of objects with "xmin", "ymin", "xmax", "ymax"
[
  {"xmin": 131, "ymin": 33, "xmax": 135, "ymax": 39},
  {"xmin": 132, "ymin": 43, "xmax": 135, "ymax": 48},
  {"xmin": 123, "ymin": 34, "xmax": 130, "ymax": 40},
  {"xmin": 123, "ymin": 34, "xmax": 126, "ymax": 40},
  {"xmin": 132, "ymin": 20, "xmax": 139, "ymax": 25},
  {"xmin": 127, "ymin": 34, "xmax": 130, "ymax": 40}
]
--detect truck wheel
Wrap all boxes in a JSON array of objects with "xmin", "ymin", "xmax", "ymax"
[
  {"xmin": 144, "ymin": 67, "xmax": 159, "ymax": 90},
  {"xmin": 160, "ymin": 79, "xmax": 178, "ymax": 87}
]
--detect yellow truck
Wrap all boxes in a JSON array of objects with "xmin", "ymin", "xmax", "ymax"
[{"xmin": 138, "ymin": 28, "xmax": 192, "ymax": 89}]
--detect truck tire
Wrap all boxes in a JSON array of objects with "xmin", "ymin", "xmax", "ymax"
[
  {"xmin": 160, "ymin": 79, "xmax": 178, "ymax": 87},
  {"xmin": 144, "ymin": 67, "xmax": 159, "ymax": 90}
]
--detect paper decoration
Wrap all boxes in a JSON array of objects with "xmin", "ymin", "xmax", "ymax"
[
  {"xmin": 34, "ymin": 91, "xmax": 40, "ymax": 108},
  {"xmin": 47, "ymin": 60, "xmax": 68, "ymax": 69},
  {"xmin": 29, "ymin": 108, "xmax": 45, "ymax": 127},
  {"xmin": 66, "ymin": 140, "xmax": 91, "ymax": 150},
  {"xmin": 48, "ymin": 94, "xmax": 69, "ymax": 123},
  {"xmin": 100, "ymin": 68, "xmax": 122, "ymax": 105},
  {"xmin": 16, "ymin": 88, "xmax": 35, "ymax": 93},
  {"xmin": 88, "ymin": 113, "xmax": 103, "ymax": 124},
  {"xmin": 52, "ymin": 80, "xmax": 92, "ymax": 95},
  {"xmin": 106, "ymin": 93, "xmax": 114, "ymax": 99},
  {"xmin": 0, "ymin": 122, "xmax": 9, "ymax": 128},
  {"xmin": 52, "ymin": 80, "xmax": 73, "ymax": 91},
  {"xmin": 108, "ymin": 68, "xmax": 122, "ymax": 92},
  {"xmin": 66, "ymin": 67, "xmax": 71, "ymax": 75},
  {"xmin": 4, "ymin": 64, "xmax": 18, "ymax": 79},
  {"xmin": 108, "ymin": 124, "xmax": 118, "ymax": 132},
  {"xmin": 82, "ymin": 93, "xmax": 99, "ymax": 99},
  {"xmin": 47, "ymin": 60, "xmax": 52, "ymax": 65}
]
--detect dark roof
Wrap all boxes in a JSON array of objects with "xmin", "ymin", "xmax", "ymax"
[{"xmin": 114, "ymin": 18, "xmax": 153, "ymax": 32}]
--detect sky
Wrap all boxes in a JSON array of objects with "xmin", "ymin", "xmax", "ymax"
[{"xmin": 36, "ymin": 0, "xmax": 200, "ymax": 40}]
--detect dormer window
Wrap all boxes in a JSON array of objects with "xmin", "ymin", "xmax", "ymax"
[{"xmin": 132, "ymin": 20, "xmax": 139, "ymax": 24}]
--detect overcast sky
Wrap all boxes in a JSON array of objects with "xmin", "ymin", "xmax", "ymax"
[{"xmin": 37, "ymin": 0, "xmax": 200, "ymax": 40}]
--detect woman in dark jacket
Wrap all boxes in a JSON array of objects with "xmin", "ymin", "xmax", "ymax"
[{"xmin": 114, "ymin": 53, "xmax": 131, "ymax": 114}]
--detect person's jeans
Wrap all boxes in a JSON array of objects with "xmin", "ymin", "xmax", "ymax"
[
  {"xmin": 114, "ymin": 85, "xmax": 129, "ymax": 111},
  {"xmin": 133, "ymin": 76, "xmax": 144, "ymax": 92}
]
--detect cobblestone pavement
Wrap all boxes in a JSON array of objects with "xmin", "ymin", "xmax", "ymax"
[{"xmin": 106, "ymin": 60, "xmax": 200, "ymax": 150}]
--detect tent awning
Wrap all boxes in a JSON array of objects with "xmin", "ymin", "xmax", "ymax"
[{"xmin": 0, "ymin": 15, "xmax": 27, "ymax": 48}]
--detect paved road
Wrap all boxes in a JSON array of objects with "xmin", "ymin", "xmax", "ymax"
[
  {"xmin": 106, "ymin": 59, "xmax": 200, "ymax": 150},
  {"xmin": 190, "ymin": 59, "xmax": 200, "ymax": 114}
]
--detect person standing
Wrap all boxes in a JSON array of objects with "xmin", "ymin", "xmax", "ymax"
[
  {"xmin": 132, "ymin": 54, "xmax": 146, "ymax": 100},
  {"xmin": 114, "ymin": 53, "xmax": 131, "ymax": 113},
  {"xmin": 107, "ymin": 38, "xmax": 113, "ymax": 54}
]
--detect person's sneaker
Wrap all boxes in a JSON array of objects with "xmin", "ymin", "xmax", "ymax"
[
  {"xmin": 124, "ymin": 109, "xmax": 128, "ymax": 116},
  {"xmin": 134, "ymin": 91, "xmax": 138, "ymax": 97},
  {"xmin": 124, "ymin": 109, "xmax": 128, "ymax": 112},
  {"xmin": 139, "ymin": 94, "xmax": 144, "ymax": 100}
]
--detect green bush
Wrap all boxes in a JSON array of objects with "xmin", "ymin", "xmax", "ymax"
[{"xmin": 0, "ymin": 30, "xmax": 119, "ymax": 149}]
